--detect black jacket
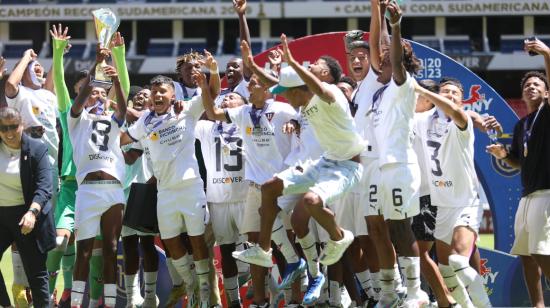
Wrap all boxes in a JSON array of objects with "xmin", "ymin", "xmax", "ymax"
[{"xmin": 19, "ymin": 133, "xmax": 56, "ymax": 253}]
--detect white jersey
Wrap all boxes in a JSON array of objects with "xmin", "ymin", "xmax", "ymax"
[
  {"xmin": 413, "ymin": 109, "xmax": 436, "ymax": 197},
  {"xmin": 353, "ymin": 68, "xmax": 386, "ymax": 159},
  {"xmin": 68, "ymin": 110, "xmax": 125, "ymax": 184},
  {"xmin": 6, "ymin": 86, "xmax": 59, "ymax": 166},
  {"xmin": 301, "ymin": 83, "xmax": 365, "ymax": 161},
  {"xmin": 226, "ymin": 100, "xmax": 296, "ymax": 185},
  {"xmin": 127, "ymin": 96, "xmax": 204, "ymax": 190},
  {"xmin": 416, "ymin": 110, "xmax": 481, "ymax": 208},
  {"xmin": 374, "ymin": 73, "xmax": 418, "ymax": 166},
  {"xmin": 195, "ymin": 120, "xmax": 247, "ymax": 203},
  {"xmin": 214, "ymin": 79, "xmax": 250, "ymax": 106},
  {"xmin": 123, "ymin": 138, "xmax": 154, "ymax": 196},
  {"xmin": 284, "ymin": 113, "xmax": 324, "ymax": 167},
  {"xmin": 173, "ymin": 81, "xmax": 201, "ymax": 101}
]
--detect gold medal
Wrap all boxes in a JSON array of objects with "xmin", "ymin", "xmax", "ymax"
[
  {"xmin": 524, "ymin": 146, "xmax": 528, "ymax": 157},
  {"xmin": 223, "ymin": 145, "xmax": 230, "ymax": 155}
]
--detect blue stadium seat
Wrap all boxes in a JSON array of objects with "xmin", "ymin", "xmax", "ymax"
[
  {"xmin": 500, "ymin": 38, "xmax": 523, "ymax": 53},
  {"xmin": 412, "ymin": 36, "xmax": 442, "ymax": 52},
  {"xmin": 1, "ymin": 0, "xmax": 31, "ymax": 3},
  {"xmin": 443, "ymin": 36, "xmax": 471, "ymax": 55},
  {"xmin": 265, "ymin": 38, "xmax": 281, "ymax": 51},
  {"xmin": 234, "ymin": 38, "xmax": 264, "ymax": 55},
  {"xmin": 65, "ymin": 43, "xmax": 88, "ymax": 59},
  {"xmin": 57, "ymin": 0, "xmax": 83, "ymax": 3},
  {"xmin": 147, "ymin": 39, "xmax": 175, "ymax": 57},
  {"xmin": 2, "ymin": 42, "xmax": 33, "ymax": 58},
  {"xmin": 177, "ymin": 41, "xmax": 207, "ymax": 55},
  {"xmin": 88, "ymin": 0, "xmax": 116, "ymax": 3}
]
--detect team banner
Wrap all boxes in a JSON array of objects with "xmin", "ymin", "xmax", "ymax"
[{"xmin": 0, "ymin": 0, "xmax": 549, "ymax": 20}]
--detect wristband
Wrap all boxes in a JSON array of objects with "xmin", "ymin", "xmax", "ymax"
[
  {"xmin": 28, "ymin": 207, "xmax": 40, "ymax": 219},
  {"xmin": 390, "ymin": 15, "xmax": 402, "ymax": 28}
]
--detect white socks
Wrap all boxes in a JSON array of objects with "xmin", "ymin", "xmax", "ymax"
[
  {"xmin": 166, "ymin": 257, "xmax": 183, "ymax": 286},
  {"xmin": 439, "ymin": 263, "xmax": 475, "ymax": 308},
  {"xmin": 297, "ymin": 232, "xmax": 320, "ymax": 277},
  {"xmin": 448, "ymin": 254, "xmax": 492, "ymax": 308},
  {"xmin": 104, "ymin": 283, "xmax": 117, "ymax": 307},
  {"xmin": 144, "ymin": 271, "xmax": 158, "ymax": 301},
  {"xmin": 271, "ymin": 217, "xmax": 299, "ymax": 264},
  {"xmin": 124, "ymin": 274, "xmax": 141, "ymax": 305},
  {"xmin": 398, "ymin": 256, "xmax": 421, "ymax": 297},
  {"xmin": 223, "ymin": 275, "xmax": 240, "ymax": 303},
  {"xmin": 356, "ymin": 269, "xmax": 373, "ymax": 298},
  {"xmin": 70, "ymin": 280, "xmax": 86, "ymax": 307}
]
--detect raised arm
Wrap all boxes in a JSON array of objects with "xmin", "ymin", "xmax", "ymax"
[
  {"xmin": 281, "ymin": 34, "xmax": 335, "ymax": 103},
  {"xmin": 380, "ymin": 0, "xmax": 391, "ymax": 47},
  {"xmin": 369, "ymin": 0, "xmax": 382, "ymax": 71},
  {"xmin": 110, "ymin": 32, "xmax": 130, "ymax": 100},
  {"xmin": 71, "ymin": 47, "xmax": 108, "ymax": 117},
  {"xmin": 43, "ymin": 64, "xmax": 55, "ymax": 94},
  {"xmin": 234, "ymin": 0, "xmax": 252, "ymax": 80},
  {"xmin": 525, "ymin": 38, "xmax": 550, "ymax": 106},
  {"xmin": 199, "ymin": 50, "xmax": 221, "ymax": 99},
  {"xmin": 0, "ymin": 57, "xmax": 7, "ymax": 107},
  {"xmin": 105, "ymin": 65, "xmax": 128, "ymax": 124},
  {"xmin": 387, "ymin": 1, "xmax": 406, "ymax": 85},
  {"xmin": 192, "ymin": 69, "xmax": 227, "ymax": 122},
  {"xmin": 415, "ymin": 82, "xmax": 468, "ymax": 129},
  {"xmin": 5, "ymin": 49, "xmax": 37, "ymax": 98},
  {"xmin": 241, "ymin": 40, "xmax": 279, "ymax": 87},
  {"xmin": 50, "ymin": 24, "xmax": 72, "ymax": 112}
]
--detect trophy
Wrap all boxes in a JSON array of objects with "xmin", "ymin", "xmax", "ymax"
[{"xmin": 90, "ymin": 8, "xmax": 120, "ymax": 88}]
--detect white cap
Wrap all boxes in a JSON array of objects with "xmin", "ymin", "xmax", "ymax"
[{"xmin": 269, "ymin": 66, "xmax": 305, "ymax": 94}]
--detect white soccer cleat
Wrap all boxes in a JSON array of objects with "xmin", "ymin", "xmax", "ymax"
[
  {"xmin": 232, "ymin": 245, "xmax": 273, "ymax": 268},
  {"xmin": 319, "ymin": 229, "xmax": 354, "ymax": 266}
]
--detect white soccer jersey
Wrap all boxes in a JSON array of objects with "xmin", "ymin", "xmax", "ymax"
[
  {"xmin": 68, "ymin": 111, "xmax": 125, "ymax": 184},
  {"xmin": 373, "ymin": 73, "xmax": 418, "ymax": 166},
  {"xmin": 226, "ymin": 100, "xmax": 296, "ymax": 185},
  {"xmin": 301, "ymin": 83, "xmax": 365, "ymax": 161},
  {"xmin": 195, "ymin": 120, "xmax": 247, "ymax": 203},
  {"xmin": 353, "ymin": 68, "xmax": 386, "ymax": 159},
  {"xmin": 127, "ymin": 96, "xmax": 204, "ymax": 190},
  {"xmin": 284, "ymin": 113, "xmax": 324, "ymax": 167},
  {"xmin": 6, "ymin": 86, "xmax": 59, "ymax": 166},
  {"xmin": 413, "ymin": 109, "xmax": 436, "ymax": 197},
  {"xmin": 124, "ymin": 139, "xmax": 154, "ymax": 191},
  {"xmin": 416, "ymin": 111, "xmax": 481, "ymax": 208},
  {"xmin": 131, "ymin": 140, "xmax": 154, "ymax": 181}
]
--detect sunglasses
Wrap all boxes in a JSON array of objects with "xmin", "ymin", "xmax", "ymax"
[{"xmin": 0, "ymin": 124, "xmax": 20, "ymax": 132}]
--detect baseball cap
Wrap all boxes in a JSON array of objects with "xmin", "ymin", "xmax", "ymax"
[{"xmin": 269, "ymin": 66, "xmax": 305, "ymax": 94}]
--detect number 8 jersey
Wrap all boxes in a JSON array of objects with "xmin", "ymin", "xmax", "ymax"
[
  {"xmin": 195, "ymin": 120, "xmax": 247, "ymax": 203},
  {"xmin": 415, "ymin": 110, "xmax": 481, "ymax": 208},
  {"xmin": 68, "ymin": 110, "xmax": 126, "ymax": 184}
]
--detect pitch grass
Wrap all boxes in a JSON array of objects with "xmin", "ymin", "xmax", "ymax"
[{"xmin": 0, "ymin": 234, "xmax": 496, "ymax": 303}]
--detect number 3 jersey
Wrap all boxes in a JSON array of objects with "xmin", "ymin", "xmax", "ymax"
[
  {"xmin": 68, "ymin": 110, "xmax": 125, "ymax": 184},
  {"xmin": 195, "ymin": 120, "xmax": 247, "ymax": 203},
  {"xmin": 127, "ymin": 96, "xmax": 205, "ymax": 190},
  {"xmin": 415, "ymin": 110, "xmax": 481, "ymax": 208}
]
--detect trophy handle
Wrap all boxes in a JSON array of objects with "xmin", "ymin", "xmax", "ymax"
[{"xmin": 90, "ymin": 59, "xmax": 112, "ymax": 89}]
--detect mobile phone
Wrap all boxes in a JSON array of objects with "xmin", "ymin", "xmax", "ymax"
[{"xmin": 527, "ymin": 36, "xmax": 538, "ymax": 56}]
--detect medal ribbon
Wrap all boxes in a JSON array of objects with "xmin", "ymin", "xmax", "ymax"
[
  {"xmin": 249, "ymin": 102, "xmax": 270, "ymax": 128},
  {"xmin": 522, "ymin": 103, "xmax": 543, "ymax": 156}
]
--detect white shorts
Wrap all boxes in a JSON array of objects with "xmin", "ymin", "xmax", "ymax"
[
  {"xmin": 157, "ymin": 180, "xmax": 208, "ymax": 239},
  {"xmin": 334, "ymin": 191, "xmax": 368, "ymax": 236},
  {"xmin": 121, "ymin": 225, "xmax": 157, "ymax": 238},
  {"xmin": 359, "ymin": 157, "xmax": 383, "ymax": 217},
  {"xmin": 75, "ymin": 183, "xmax": 125, "ymax": 241},
  {"xmin": 277, "ymin": 157, "xmax": 363, "ymax": 205},
  {"xmin": 511, "ymin": 190, "xmax": 550, "ymax": 256},
  {"xmin": 209, "ymin": 201, "xmax": 245, "ymax": 245},
  {"xmin": 434, "ymin": 205, "xmax": 482, "ymax": 245},
  {"xmin": 380, "ymin": 163, "xmax": 420, "ymax": 220}
]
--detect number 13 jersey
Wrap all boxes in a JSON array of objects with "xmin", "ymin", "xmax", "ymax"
[
  {"xmin": 68, "ymin": 110, "xmax": 125, "ymax": 184},
  {"xmin": 195, "ymin": 120, "xmax": 247, "ymax": 203},
  {"xmin": 416, "ymin": 111, "xmax": 480, "ymax": 208}
]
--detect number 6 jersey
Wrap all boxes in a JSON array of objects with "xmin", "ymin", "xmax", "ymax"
[
  {"xmin": 415, "ymin": 110, "xmax": 481, "ymax": 208},
  {"xmin": 68, "ymin": 110, "xmax": 125, "ymax": 184},
  {"xmin": 195, "ymin": 120, "xmax": 247, "ymax": 203}
]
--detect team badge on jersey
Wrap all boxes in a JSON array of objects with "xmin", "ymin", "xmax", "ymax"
[
  {"xmin": 32, "ymin": 106, "xmax": 40, "ymax": 115},
  {"xmin": 265, "ymin": 112, "xmax": 274, "ymax": 122},
  {"xmin": 246, "ymin": 126, "xmax": 253, "ymax": 135},
  {"xmin": 150, "ymin": 132, "xmax": 160, "ymax": 141}
]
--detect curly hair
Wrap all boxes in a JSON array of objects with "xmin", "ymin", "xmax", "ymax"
[
  {"xmin": 175, "ymin": 51, "xmax": 203, "ymax": 76},
  {"xmin": 520, "ymin": 71, "xmax": 549, "ymax": 91},
  {"xmin": 402, "ymin": 40, "xmax": 422, "ymax": 75},
  {"xmin": 319, "ymin": 55, "xmax": 343, "ymax": 84}
]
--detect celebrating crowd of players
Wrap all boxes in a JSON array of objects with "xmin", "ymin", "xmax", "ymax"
[{"xmin": 1, "ymin": 0, "xmax": 550, "ymax": 307}]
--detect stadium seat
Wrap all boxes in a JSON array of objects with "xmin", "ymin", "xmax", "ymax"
[
  {"xmin": 177, "ymin": 39, "xmax": 208, "ymax": 56},
  {"xmin": 57, "ymin": 0, "xmax": 83, "ymax": 3},
  {"xmin": 147, "ymin": 38, "xmax": 176, "ymax": 57},
  {"xmin": 1, "ymin": 40, "xmax": 33, "ymax": 58},
  {"xmin": 500, "ymin": 35, "xmax": 525, "ymax": 53},
  {"xmin": 412, "ymin": 35, "xmax": 443, "ymax": 52},
  {"xmin": 88, "ymin": 0, "xmax": 117, "ymax": 3},
  {"xmin": 265, "ymin": 38, "xmax": 282, "ymax": 51},
  {"xmin": 443, "ymin": 35, "xmax": 471, "ymax": 55}
]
